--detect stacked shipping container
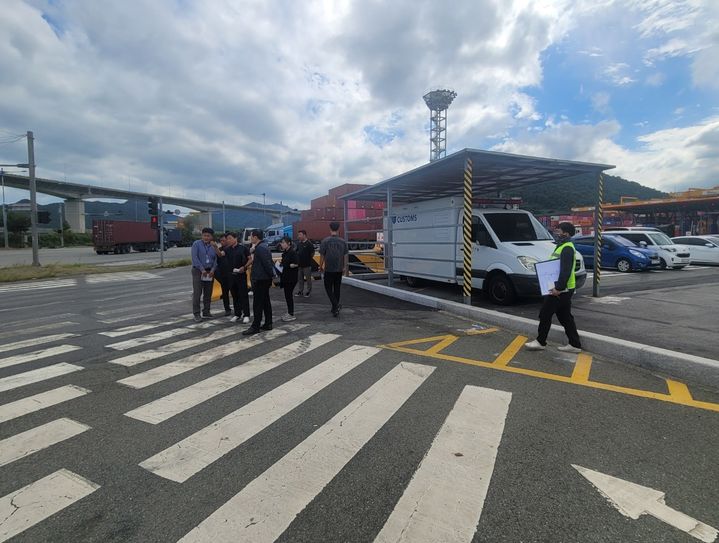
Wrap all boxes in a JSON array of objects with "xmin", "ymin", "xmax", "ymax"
[{"xmin": 294, "ymin": 183, "xmax": 385, "ymax": 245}]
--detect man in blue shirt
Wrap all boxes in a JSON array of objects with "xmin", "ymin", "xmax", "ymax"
[{"xmin": 191, "ymin": 227, "xmax": 218, "ymax": 322}]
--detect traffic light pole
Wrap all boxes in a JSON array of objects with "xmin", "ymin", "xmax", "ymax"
[{"xmin": 159, "ymin": 197, "xmax": 164, "ymax": 266}]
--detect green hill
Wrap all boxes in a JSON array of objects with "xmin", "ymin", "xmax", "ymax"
[{"xmin": 507, "ymin": 174, "xmax": 667, "ymax": 215}]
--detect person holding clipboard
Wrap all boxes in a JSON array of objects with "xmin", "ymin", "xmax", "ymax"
[{"xmin": 525, "ymin": 222, "xmax": 582, "ymax": 353}]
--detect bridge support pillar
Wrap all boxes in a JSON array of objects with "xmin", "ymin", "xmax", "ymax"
[
  {"xmin": 65, "ymin": 198, "xmax": 86, "ymax": 233},
  {"xmin": 198, "ymin": 212, "xmax": 213, "ymax": 231}
]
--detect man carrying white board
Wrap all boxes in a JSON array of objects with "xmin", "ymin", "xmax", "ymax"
[{"xmin": 526, "ymin": 222, "xmax": 582, "ymax": 353}]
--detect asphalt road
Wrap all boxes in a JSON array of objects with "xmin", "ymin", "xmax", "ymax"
[
  {"xmin": 0, "ymin": 247, "xmax": 189, "ymax": 267},
  {"xmin": 381, "ymin": 265, "xmax": 719, "ymax": 360},
  {"xmin": 1, "ymin": 267, "xmax": 718, "ymax": 542}
]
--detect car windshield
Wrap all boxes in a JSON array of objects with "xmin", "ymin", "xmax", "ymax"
[
  {"xmin": 483, "ymin": 213, "xmax": 553, "ymax": 242},
  {"xmin": 708, "ymin": 237, "xmax": 719, "ymax": 246},
  {"xmin": 609, "ymin": 235, "xmax": 636, "ymax": 247},
  {"xmin": 649, "ymin": 232, "xmax": 674, "ymax": 245}
]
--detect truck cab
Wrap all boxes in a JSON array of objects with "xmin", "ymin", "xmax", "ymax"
[{"xmin": 388, "ymin": 197, "xmax": 586, "ymax": 305}]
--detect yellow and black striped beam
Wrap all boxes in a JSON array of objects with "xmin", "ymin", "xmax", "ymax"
[
  {"xmin": 592, "ymin": 172, "xmax": 604, "ymax": 297},
  {"xmin": 462, "ymin": 157, "xmax": 473, "ymax": 303}
]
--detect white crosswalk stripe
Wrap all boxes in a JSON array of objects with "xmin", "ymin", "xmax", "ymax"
[
  {"xmin": 177, "ymin": 362, "xmax": 434, "ymax": 542},
  {"xmin": 106, "ymin": 322, "xmax": 214, "ymax": 350},
  {"xmin": 99, "ymin": 316, "xmax": 189, "ymax": 338},
  {"xmin": 109, "ymin": 327, "xmax": 240, "ymax": 367},
  {"xmin": 0, "ymin": 363, "xmax": 84, "ymax": 393},
  {"xmin": 0, "ymin": 385, "xmax": 90, "ymax": 424},
  {"xmin": 0, "ymin": 345, "xmax": 82, "ymax": 370},
  {"xmin": 0, "ymin": 418, "xmax": 91, "ymax": 467},
  {"xmin": 139, "ymin": 344, "xmax": 378, "ymax": 483},
  {"xmin": 125, "ymin": 333, "xmax": 340, "ymax": 424},
  {"xmin": 0, "ymin": 469, "xmax": 100, "ymax": 543},
  {"xmin": 117, "ymin": 326, "xmax": 304, "ymax": 389},
  {"xmin": 0, "ymin": 333, "xmax": 77, "ymax": 355},
  {"xmin": 85, "ymin": 271, "xmax": 160, "ymax": 283},
  {"xmin": 0, "ymin": 279, "xmax": 77, "ymax": 293},
  {"xmin": 375, "ymin": 385, "xmax": 511, "ymax": 543}
]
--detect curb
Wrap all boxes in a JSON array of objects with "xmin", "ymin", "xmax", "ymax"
[{"xmin": 344, "ymin": 277, "xmax": 719, "ymax": 390}]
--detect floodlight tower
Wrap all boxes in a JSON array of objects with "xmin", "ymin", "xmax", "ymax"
[{"xmin": 423, "ymin": 89, "xmax": 457, "ymax": 162}]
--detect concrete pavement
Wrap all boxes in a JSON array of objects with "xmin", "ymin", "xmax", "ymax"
[{"xmin": 1, "ymin": 267, "xmax": 718, "ymax": 542}]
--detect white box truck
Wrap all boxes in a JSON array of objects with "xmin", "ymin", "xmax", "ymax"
[{"xmin": 386, "ymin": 196, "xmax": 586, "ymax": 304}]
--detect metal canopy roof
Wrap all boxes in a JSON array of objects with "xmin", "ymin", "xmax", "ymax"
[{"xmin": 341, "ymin": 148, "xmax": 615, "ymax": 203}]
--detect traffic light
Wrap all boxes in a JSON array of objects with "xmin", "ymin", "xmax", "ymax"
[
  {"xmin": 148, "ymin": 197, "xmax": 159, "ymax": 216},
  {"xmin": 150, "ymin": 215, "xmax": 159, "ymax": 229},
  {"xmin": 37, "ymin": 211, "xmax": 51, "ymax": 224}
]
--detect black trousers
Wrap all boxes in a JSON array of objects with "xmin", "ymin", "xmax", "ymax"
[
  {"xmin": 323, "ymin": 272, "xmax": 343, "ymax": 311},
  {"xmin": 251, "ymin": 279, "xmax": 272, "ymax": 329},
  {"xmin": 217, "ymin": 274, "xmax": 231, "ymax": 311},
  {"xmin": 537, "ymin": 291, "xmax": 581, "ymax": 348},
  {"xmin": 229, "ymin": 273, "xmax": 251, "ymax": 318},
  {"xmin": 283, "ymin": 280, "xmax": 298, "ymax": 315}
]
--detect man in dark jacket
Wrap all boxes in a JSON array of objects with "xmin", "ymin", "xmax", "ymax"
[
  {"xmin": 243, "ymin": 230, "xmax": 275, "ymax": 335},
  {"xmin": 526, "ymin": 222, "xmax": 582, "ymax": 353},
  {"xmin": 214, "ymin": 233, "xmax": 233, "ymax": 316},
  {"xmin": 319, "ymin": 222, "xmax": 349, "ymax": 317},
  {"xmin": 225, "ymin": 232, "xmax": 251, "ymax": 324},
  {"xmin": 295, "ymin": 229, "xmax": 315, "ymax": 297}
]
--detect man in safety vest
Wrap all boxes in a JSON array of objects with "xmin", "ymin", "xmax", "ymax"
[{"xmin": 526, "ymin": 222, "xmax": 582, "ymax": 353}]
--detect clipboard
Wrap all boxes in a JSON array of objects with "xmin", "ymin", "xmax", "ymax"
[{"xmin": 535, "ymin": 259, "xmax": 561, "ymax": 296}]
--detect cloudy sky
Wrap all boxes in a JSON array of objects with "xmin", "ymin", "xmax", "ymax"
[{"xmin": 1, "ymin": 0, "xmax": 717, "ymax": 208}]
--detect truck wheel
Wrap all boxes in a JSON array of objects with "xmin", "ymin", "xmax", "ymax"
[
  {"xmin": 616, "ymin": 258, "xmax": 632, "ymax": 272},
  {"xmin": 405, "ymin": 275, "xmax": 423, "ymax": 288},
  {"xmin": 486, "ymin": 274, "xmax": 516, "ymax": 305}
]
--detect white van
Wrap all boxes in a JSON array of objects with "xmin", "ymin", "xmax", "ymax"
[
  {"xmin": 387, "ymin": 196, "xmax": 586, "ymax": 304},
  {"xmin": 604, "ymin": 229, "xmax": 691, "ymax": 269}
]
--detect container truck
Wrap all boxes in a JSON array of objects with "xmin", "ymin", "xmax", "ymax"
[
  {"xmin": 92, "ymin": 219, "xmax": 160, "ymax": 254},
  {"xmin": 386, "ymin": 196, "xmax": 586, "ymax": 305}
]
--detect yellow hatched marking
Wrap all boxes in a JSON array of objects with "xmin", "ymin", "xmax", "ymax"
[
  {"xmin": 379, "ymin": 335, "xmax": 719, "ymax": 413},
  {"xmin": 493, "ymin": 336, "xmax": 527, "ymax": 367},
  {"xmin": 572, "ymin": 353, "xmax": 593, "ymax": 382}
]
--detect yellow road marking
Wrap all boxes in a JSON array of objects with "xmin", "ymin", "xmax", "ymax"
[
  {"xmin": 380, "ymin": 334, "xmax": 719, "ymax": 413},
  {"xmin": 493, "ymin": 336, "xmax": 527, "ymax": 367},
  {"xmin": 464, "ymin": 327, "xmax": 499, "ymax": 336},
  {"xmin": 666, "ymin": 379, "xmax": 693, "ymax": 401},
  {"xmin": 572, "ymin": 354, "xmax": 593, "ymax": 382}
]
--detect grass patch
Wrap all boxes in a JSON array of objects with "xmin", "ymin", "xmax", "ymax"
[{"xmin": 0, "ymin": 258, "xmax": 192, "ymax": 283}]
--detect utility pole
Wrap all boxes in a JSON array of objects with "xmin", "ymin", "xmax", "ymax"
[
  {"xmin": 27, "ymin": 131, "xmax": 40, "ymax": 266},
  {"xmin": 1, "ymin": 169, "xmax": 8, "ymax": 249},
  {"xmin": 159, "ymin": 196, "xmax": 165, "ymax": 266}
]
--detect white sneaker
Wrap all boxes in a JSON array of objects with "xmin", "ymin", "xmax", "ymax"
[
  {"xmin": 558, "ymin": 345, "xmax": 582, "ymax": 353},
  {"xmin": 230, "ymin": 316, "xmax": 240, "ymax": 322},
  {"xmin": 242, "ymin": 316, "xmax": 250, "ymax": 324},
  {"xmin": 525, "ymin": 340, "xmax": 546, "ymax": 351},
  {"xmin": 281, "ymin": 314, "xmax": 297, "ymax": 322}
]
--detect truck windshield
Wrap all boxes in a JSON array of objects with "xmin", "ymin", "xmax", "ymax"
[{"xmin": 483, "ymin": 213, "xmax": 553, "ymax": 242}]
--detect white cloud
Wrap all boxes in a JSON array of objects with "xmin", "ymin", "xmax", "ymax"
[
  {"xmin": 0, "ymin": 0, "xmax": 716, "ymax": 211},
  {"xmin": 492, "ymin": 116, "xmax": 719, "ymax": 192}
]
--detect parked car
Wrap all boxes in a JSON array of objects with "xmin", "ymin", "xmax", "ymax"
[
  {"xmin": 672, "ymin": 235, "xmax": 719, "ymax": 265},
  {"xmin": 604, "ymin": 229, "xmax": 691, "ymax": 269},
  {"xmin": 572, "ymin": 234, "xmax": 660, "ymax": 272}
]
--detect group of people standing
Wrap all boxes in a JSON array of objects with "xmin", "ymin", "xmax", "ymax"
[{"xmin": 190, "ymin": 222, "xmax": 349, "ymax": 335}]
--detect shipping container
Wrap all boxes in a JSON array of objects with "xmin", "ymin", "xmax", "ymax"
[{"xmin": 92, "ymin": 219, "xmax": 160, "ymax": 254}]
